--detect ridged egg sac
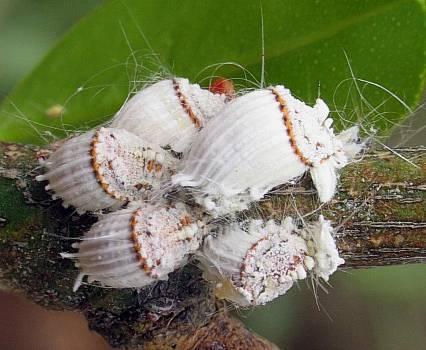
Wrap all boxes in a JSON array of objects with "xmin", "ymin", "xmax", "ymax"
[
  {"xmin": 61, "ymin": 201, "xmax": 206, "ymax": 291},
  {"xmin": 36, "ymin": 127, "xmax": 176, "ymax": 214},
  {"xmin": 110, "ymin": 78, "xmax": 227, "ymax": 153},
  {"xmin": 198, "ymin": 216, "xmax": 344, "ymax": 306},
  {"xmin": 173, "ymin": 86, "xmax": 362, "ymax": 216},
  {"xmin": 199, "ymin": 218, "xmax": 308, "ymax": 306}
]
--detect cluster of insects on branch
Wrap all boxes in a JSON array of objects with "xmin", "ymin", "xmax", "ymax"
[{"xmin": 37, "ymin": 75, "xmax": 363, "ymax": 307}]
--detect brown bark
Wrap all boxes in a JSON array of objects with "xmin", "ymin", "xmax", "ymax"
[
  {"xmin": 253, "ymin": 148, "xmax": 426, "ymax": 267},
  {"xmin": 0, "ymin": 142, "xmax": 424, "ymax": 348}
]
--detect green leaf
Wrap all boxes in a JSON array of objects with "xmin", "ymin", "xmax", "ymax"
[{"xmin": 0, "ymin": 0, "xmax": 424, "ymax": 144}]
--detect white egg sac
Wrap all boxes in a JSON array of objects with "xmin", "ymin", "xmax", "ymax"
[
  {"xmin": 37, "ymin": 127, "xmax": 176, "ymax": 214},
  {"xmin": 199, "ymin": 218, "xmax": 308, "ymax": 306},
  {"xmin": 198, "ymin": 216, "xmax": 344, "ymax": 306},
  {"xmin": 173, "ymin": 86, "xmax": 362, "ymax": 216},
  {"xmin": 110, "ymin": 78, "xmax": 227, "ymax": 153},
  {"xmin": 61, "ymin": 201, "xmax": 206, "ymax": 291}
]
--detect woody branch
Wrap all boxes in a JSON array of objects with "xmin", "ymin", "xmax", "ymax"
[{"xmin": 0, "ymin": 141, "xmax": 424, "ymax": 348}]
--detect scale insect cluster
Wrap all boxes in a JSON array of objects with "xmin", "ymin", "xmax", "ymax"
[{"xmin": 36, "ymin": 76, "xmax": 359, "ymax": 306}]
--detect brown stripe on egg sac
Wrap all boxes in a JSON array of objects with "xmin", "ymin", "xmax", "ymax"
[
  {"xmin": 61, "ymin": 201, "xmax": 206, "ymax": 291},
  {"xmin": 173, "ymin": 84, "xmax": 363, "ymax": 215},
  {"xmin": 198, "ymin": 216, "xmax": 344, "ymax": 306},
  {"xmin": 36, "ymin": 127, "xmax": 176, "ymax": 214},
  {"xmin": 173, "ymin": 78, "xmax": 202, "ymax": 129},
  {"xmin": 110, "ymin": 78, "xmax": 227, "ymax": 153},
  {"xmin": 90, "ymin": 129, "xmax": 125, "ymax": 201},
  {"xmin": 271, "ymin": 88, "xmax": 313, "ymax": 167},
  {"xmin": 199, "ymin": 218, "xmax": 308, "ymax": 306}
]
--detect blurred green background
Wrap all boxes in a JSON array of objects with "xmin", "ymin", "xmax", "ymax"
[
  {"xmin": 0, "ymin": 0, "xmax": 103, "ymax": 95},
  {"xmin": 0, "ymin": 1, "xmax": 425, "ymax": 349}
]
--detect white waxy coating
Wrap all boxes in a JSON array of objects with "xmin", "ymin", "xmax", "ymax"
[
  {"xmin": 173, "ymin": 86, "xmax": 362, "ymax": 216},
  {"xmin": 199, "ymin": 216, "xmax": 344, "ymax": 306},
  {"xmin": 61, "ymin": 202, "xmax": 205, "ymax": 291},
  {"xmin": 299, "ymin": 215, "xmax": 345, "ymax": 281},
  {"xmin": 110, "ymin": 78, "xmax": 227, "ymax": 153},
  {"xmin": 199, "ymin": 218, "xmax": 308, "ymax": 306},
  {"xmin": 36, "ymin": 127, "xmax": 176, "ymax": 214}
]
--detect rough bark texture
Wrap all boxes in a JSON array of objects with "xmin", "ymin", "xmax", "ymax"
[
  {"xmin": 253, "ymin": 148, "xmax": 426, "ymax": 268},
  {"xmin": 0, "ymin": 142, "xmax": 424, "ymax": 348}
]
